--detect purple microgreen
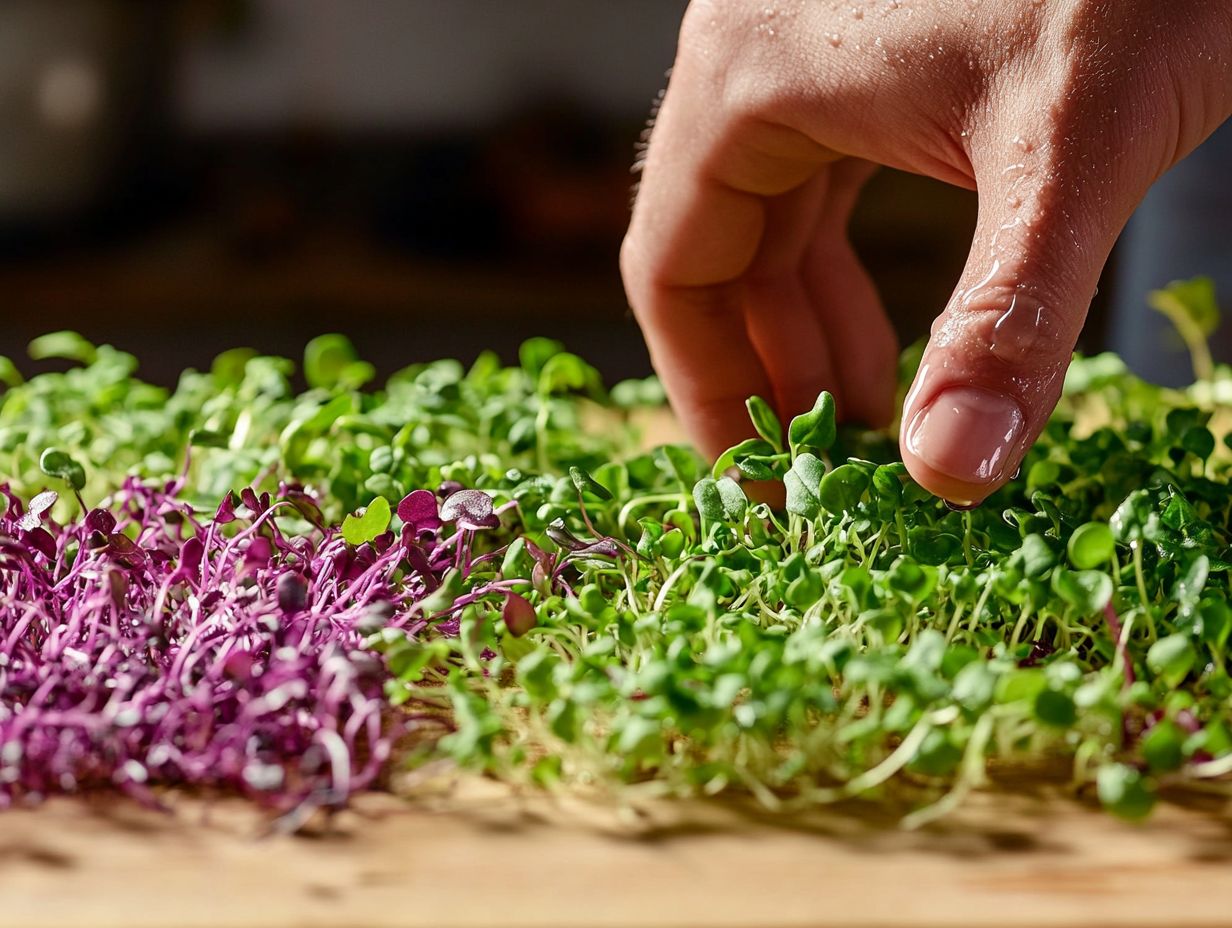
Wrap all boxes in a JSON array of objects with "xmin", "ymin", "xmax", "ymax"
[
  {"xmin": 214, "ymin": 491, "xmax": 239, "ymax": 525},
  {"xmin": 502, "ymin": 592, "xmax": 537, "ymax": 637},
  {"xmin": 106, "ymin": 533, "xmax": 146, "ymax": 567},
  {"xmin": 397, "ymin": 490, "xmax": 443, "ymax": 536},
  {"xmin": 180, "ymin": 536, "xmax": 205, "ymax": 573},
  {"xmin": 436, "ymin": 480, "xmax": 465, "ymax": 499},
  {"xmin": 544, "ymin": 518, "xmax": 617, "ymax": 559},
  {"xmin": 0, "ymin": 481, "xmax": 415, "ymax": 820},
  {"xmin": 241, "ymin": 535, "xmax": 273, "ymax": 575},
  {"xmin": 17, "ymin": 491, "xmax": 57, "ymax": 532},
  {"xmin": 279, "ymin": 483, "xmax": 326, "ymax": 530},
  {"xmin": 85, "ymin": 508, "xmax": 117, "ymax": 535},
  {"xmin": 439, "ymin": 489, "xmax": 499, "ymax": 531},
  {"xmin": 277, "ymin": 572, "xmax": 309, "ymax": 613},
  {"xmin": 240, "ymin": 487, "xmax": 267, "ymax": 515},
  {"xmin": 23, "ymin": 527, "xmax": 56, "ymax": 560}
]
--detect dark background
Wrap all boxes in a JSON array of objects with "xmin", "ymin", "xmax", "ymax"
[{"xmin": 0, "ymin": 0, "xmax": 1115, "ymax": 387}]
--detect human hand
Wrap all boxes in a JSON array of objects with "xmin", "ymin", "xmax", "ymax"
[{"xmin": 622, "ymin": 0, "xmax": 1232, "ymax": 505}]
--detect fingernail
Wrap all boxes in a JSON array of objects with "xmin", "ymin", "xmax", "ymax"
[{"xmin": 906, "ymin": 386, "xmax": 1025, "ymax": 486}]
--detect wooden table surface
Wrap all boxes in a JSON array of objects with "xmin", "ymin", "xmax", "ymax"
[{"xmin": 2, "ymin": 779, "xmax": 1230, "ymax": 928}]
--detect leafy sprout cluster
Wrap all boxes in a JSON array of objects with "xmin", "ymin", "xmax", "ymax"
[
  {"xmin": 1, "ymin": 278, "xmax": 1230, "ymax": 825},
  {"xmin": 0, "ymin": 332, "xmax": 654, "ymax": 520}
]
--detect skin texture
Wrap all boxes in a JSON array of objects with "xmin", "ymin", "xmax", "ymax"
[{"xmin": 622, "ymin": 0, "xmax": 1232, "ymax": 505}]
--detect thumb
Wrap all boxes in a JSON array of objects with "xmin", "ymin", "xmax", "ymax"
[{"xmin": 899, "ymin": 134, "xmax": 1136, "ymax": 506}]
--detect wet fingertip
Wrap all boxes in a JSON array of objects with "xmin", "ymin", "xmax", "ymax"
[
  {"xmin": 944, "ymin": 499, "xmax": 982, "ymax": 513},
  {"xmin": 899, "ymin": 452, "xmax": 992, "ymax": 511},
  {"xmin": 903, "ymin": 386, "xmax": 1025, "ymax": 486}
]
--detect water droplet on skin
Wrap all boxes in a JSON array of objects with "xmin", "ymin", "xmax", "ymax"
[
  {"xmin": 961, "ymin": 259, "xmax": 1002, "ymax": 305},
  {"xmin": 1012, "ymin": 135, "xmax": 1034, "ymax": 153},
  {"xmin": 990, "ymin": 294, "xmax": 1050, "ymax": 363},
  {"xmin": 991, "ymin": 217, "xmax": 1022, "ymax": 254},
  {"xmin": 1007, "ymin": 194, "xmax": 1022, "ymax": 209},
  {"xmin": 826, "ymin": 32, "xmax": 843, "ymax": 46},
  {"xmin": 851, "ymin": 6, "xmax": 864, "ymax": 18}
]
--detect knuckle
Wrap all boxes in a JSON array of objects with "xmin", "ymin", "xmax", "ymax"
[
  {"xmin": 677, "ymin": 0, "xmax": 740, "ymax": 73},
  {"xmin": 619, "ymin": 233, "xmax": 653, "ymax": 307},
  {"xmin": 930, "ymin": 289, "xmax": 1075, "ymax": 412},
  {"xmin": 954, "ymin": 289, "xmax": 1078, "ymax": 369},
  {"xmin": 677, "ymin": 0, "xmax": 793, "ymax": 126}
]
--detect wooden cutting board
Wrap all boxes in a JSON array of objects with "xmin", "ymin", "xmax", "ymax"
[{"xmin": 2, "ymin": 780, "xmax": 1230, "ymax": 928}]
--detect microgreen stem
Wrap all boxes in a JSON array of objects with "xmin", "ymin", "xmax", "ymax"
[{"xmin": 1132, "ymin": 543, "xmax": 1157, "ymax": 641}]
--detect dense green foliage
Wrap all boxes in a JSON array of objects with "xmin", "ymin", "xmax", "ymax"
[
  {"xmin": 3, "ymin": 280, "xmax": 1231, "ymax": 823},
  {"xmin": 0, "ymin": 334, "xmax": 648, "ymax": 520}
]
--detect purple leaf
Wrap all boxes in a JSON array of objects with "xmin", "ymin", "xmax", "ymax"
[
  {"xmin": 401, "ymin": 541, "xmax": 439, "ymax": 591},
  {"xmin": 531, "ymin": 560, "xmax": 549, "ymax": 591},
  {"xmin": 523, "ymin": 539, "xmax": 557, "ymax": 583},
  {"xmin": 546, "ymin": 518, "xmax": 586, "ymax": 552},
  {"xmin": 24, "ymin": 527, "xmax": 56, "ymax": 560},
  {"xmin": 85, "ymin": 508, "xmax": 117, "ymax": 535},
  {"xmin": 223, "ymin": 650, "xmax": 256, "ymax": 682},
  {"xmin": 240, "ymin": 487, "xmax": 262, "ymax": 515},
  {"xmin": 280, "ymin": 483, "xmax": 326, "ymax": 529},
  {"xmin": 180, "ymin": 536, "xmax": 205, "ymax": 573},
  {"xmin": 576, "ymin": 539, "xmax": 620, "ymax": 559},
  {"xmin": 277, "ymin": 572, "xmax": 308, "ymax": 613},
  {"xmin": 439, "ymin": 490, "xmax": 499, "ymax": 531},
  {"xmin": 331, "ymin": 547, "xmax": 351, "ymax": 578},
  {"xmin": 242, "ymin": 536, "xmax": 273, "ymax": 575},
  {"xmin": 107, "ymin": 533, "xmax": 146, "ymax": 567},
  {"xmin": 545, "ymin": 519, "xmax": 619, "ymax": 559},
  {"xmin": 107, "ymin": 569, "xmax": 128, "ymax": 607},
  {"xmin": 214, "ymin": 492, "xmax": 239, "ymax": 525},
  {"xmin": 18, "ymin": 491, "xmax": 57, "ymax": 531},
  {"xmin": 502, "ymin": 592, "xmax": 537, "ymax": 638},
  {"xmin": 397, "ymin": 490, "xmax": 443, "ymax": 536},
  {"xmin": 346, "ymin": 544, "xmax": 377, "ymax": 581},
  {"xmin": 29, "ymin": 490, "xmax": 57, "ymax": 516}
]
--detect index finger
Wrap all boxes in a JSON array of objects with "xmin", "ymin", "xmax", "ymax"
[{"xmin": 620, "ymin": 35, "xmax": 838, "ymax": 458}]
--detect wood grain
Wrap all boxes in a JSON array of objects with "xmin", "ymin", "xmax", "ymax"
[{"xmin": 2, "ymin": 780, "xmax": 1230, "ymax": 928}]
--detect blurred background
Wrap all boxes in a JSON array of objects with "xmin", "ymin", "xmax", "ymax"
[{"xmin": 1, "ymin": 0, "xmax": 1219, "ymax": 389}]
